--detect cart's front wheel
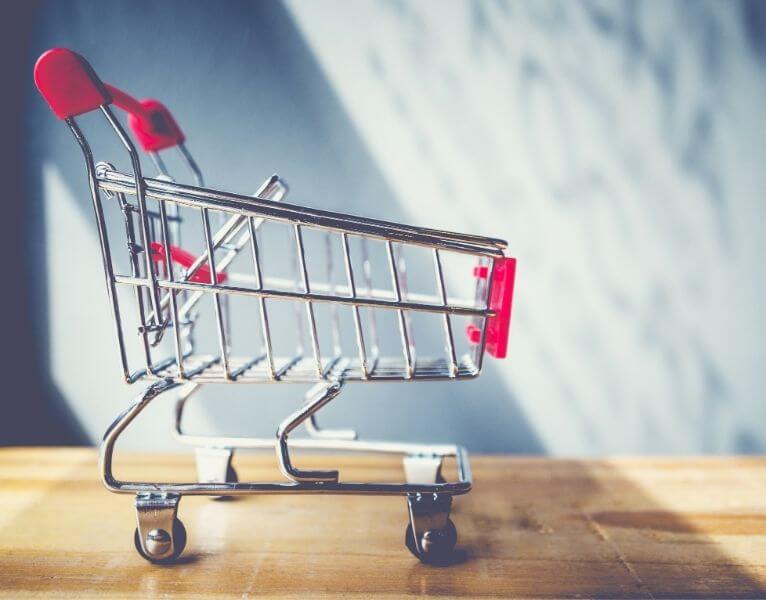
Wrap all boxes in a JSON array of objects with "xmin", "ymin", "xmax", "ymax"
[
  {"xmin": 405, "ymin": 518, "xmax": 457, "ymax": 565},
  {"xmin": 134, "ymin": 518, "xmax": 187, "ymax": 564}
]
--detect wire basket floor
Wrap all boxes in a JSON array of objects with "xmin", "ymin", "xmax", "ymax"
[{"xmin": 141, "ymin": 354, "xmax": 480, "ymax": 384}]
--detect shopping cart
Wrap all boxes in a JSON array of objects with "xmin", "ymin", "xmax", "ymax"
[{"xmin": 34, "ymin": 48, "xmax": 517, "ymax": 565}]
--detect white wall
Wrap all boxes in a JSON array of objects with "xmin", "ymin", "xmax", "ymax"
[
  {"xmin": 27, "ymin": 0, "xmax": 766, "ymax": 454},
  {"xmin": 285, "ymin": 0, "xmax": 766, "ymax": 454}
]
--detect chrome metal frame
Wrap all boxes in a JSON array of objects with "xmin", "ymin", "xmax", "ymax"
[
  {"xmin": 100, "ymin": 379, "xmax": 472, "ymax": 496},
  {"xmin": 62, "ymin": 102, "xmax": 505, "ymax": 562}
]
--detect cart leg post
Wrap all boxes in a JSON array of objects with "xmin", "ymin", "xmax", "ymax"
[
  {"xmin": 195, "ymin": 447, "xmax": 237, "ymax": 485},
  {"xmin": 405, "ymin": 493, "xmax": 457, "ymax": 565},
  {"xmin": 276, "ymin": 381, "xmax": 343, "ymax": 483},
  {"xmin": 134, "ymin": 492, "xmax": 187, "ymax": 563},
  {"xmin": 98, "ymin": 380, "xmax": 188, "ymax": 563},
  {"xmin": 174, "ymin": 384, "xmax": 239, "ymax": 488},
  {"xmin": 173, "ymin": 382, "xmax": 202, "ymax": 442},
  {"xmin": 403, "ymin": 453, "xmax": 445, "ymax": 484},
  {"xmin": 303, "ymin": 382, "xmax": 357, "ymax": 441},
  {"xmin": 100, "ymin": 379, "xmax": 182, "ymax": 492}
]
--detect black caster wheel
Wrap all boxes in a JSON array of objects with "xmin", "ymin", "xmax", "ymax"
[
  {"xmin": 405, "ymin": 518, "xmax": 457, "ymax": 566},
  {"xmin": 134, "ymin": 518, "xmax": 187, "ymax": 564}
]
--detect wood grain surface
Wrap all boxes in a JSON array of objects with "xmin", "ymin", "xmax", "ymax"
[{"xmin": 1, "ymin": 448, "xmax": 765, "ymax": 598}]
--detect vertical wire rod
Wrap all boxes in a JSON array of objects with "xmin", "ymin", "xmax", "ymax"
[
  {"xmin": 360, "ymin": 239, "xmax": 380, "ymax": 361},
  {"xmin": 341, "ymin": 233, "xmax": 369, "ymax": 378},
  {"xmin": 200, "ymin": 206, "xmax": 231, "ymax": 380},
  {"xmin": 473, "ymin": 257, "xmax": 497, "ymax": 373},
  {"xmin": 248, "ymin": 216, "xmax": 276, "ymax": 379},
  {"xmin": 386, "ymin": 240, "xmax": 414, "ymax": 378},
  {"xmin": 294, "ymin": 225, "xmax": 323, "ymax": 377},
  {"xmin": 157, "ymin": 196, "xmax": 186, "ymax": 379},
  {"xmin": 289, "ymin": 223, "xmax": 306, "ymax": 355},
  {"xmin": 395, "ymin": 245, "xmax": 416, "ymax": 361},
  {"xmin": 326, "ymin": 233, "xmax": 342, "ymax": 356},
  {"xmin": 433, "ymin": 249, "xmax": 458, "ymax": 377}
]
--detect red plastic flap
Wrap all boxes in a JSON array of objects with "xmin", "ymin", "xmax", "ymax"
[
  {"xmin": 150, "ymin": 243, "xmax": 227, "ymax": 284},
  {"xmin": 466, "ymin": 256, "xmax": 516, "ymax": 359},
  {"xmin": 34, "ymin": 48, "xmax": 112, "ymax": 119}
]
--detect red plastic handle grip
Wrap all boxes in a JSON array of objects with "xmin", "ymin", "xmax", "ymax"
[
  {"xmin": 150, "ymin": 243, "xmax": 227, "ymax": 284},
  {"xmin": 34, "ymin": 48, "xmax": 185, "ymax": 152},
  {"xmin": 106, "ymin": 85, "xmax": 185, "ymax": 152},
  {"xmin": 466, "ymin": 256, "xmax": 516, "ymax": 359},
  {"xmin": 34, "ymin": 48, "xmax": 112, "ymax": 119}
]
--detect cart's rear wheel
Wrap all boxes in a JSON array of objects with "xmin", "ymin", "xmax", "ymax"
[
  {"xmin": 405, "ymin": 518, "xmax": 457, "ymax": 565},
  {"xmin": 134, "ymin": 518, "xmax": 187, "ymax": 564}
]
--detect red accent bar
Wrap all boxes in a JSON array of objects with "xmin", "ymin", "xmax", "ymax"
[
  {"xmin": 150, "ymin": 243, "xmax": 227, "ymax": 285},
  {"xmin": 34, "ymin": 48, "xmax": 112, "ymax": 119},
  {"xmin": 466, "ymin": 257, "xmax": 516, "ymax": 359}
]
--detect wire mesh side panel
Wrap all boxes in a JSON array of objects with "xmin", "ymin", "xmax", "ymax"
[{"xmin": 96, "ymin": 169, "xmax": 501, "ymax": 384}]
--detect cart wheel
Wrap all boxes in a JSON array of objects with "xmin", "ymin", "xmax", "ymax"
[
  {"xmin": 405, "ymin": 518, "xmax": 457, "ymax": 565},
  {"xmin": 134, "ymin": 518, "xmax": 187, "ymax": 564}
]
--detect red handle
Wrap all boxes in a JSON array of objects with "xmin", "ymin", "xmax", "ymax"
[
  {"xmin": 34, "ymin": 48, "xmax": 185, "ymax": 152},
  {"xmin": 466, "ymin": 256, "xmax": 516, "ymax": 359},
  {"xmin": 106, "ymin": 85, "xmax": 185, "ymax": 152},
  {"xmin": 34, "ymin": 48, "xmax": 112, "ymax": 119}
]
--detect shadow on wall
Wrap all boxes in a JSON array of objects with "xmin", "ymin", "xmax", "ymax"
[{"xmin": 21, "ymin": 0, "xmax": 541, "ymax": 452}]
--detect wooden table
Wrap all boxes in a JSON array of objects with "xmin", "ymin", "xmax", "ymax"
[{"xmin": 1, "ymin": 449, "xmax": 765, "ymax": 598}]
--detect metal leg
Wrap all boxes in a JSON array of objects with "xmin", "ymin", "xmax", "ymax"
[
  {"xmin": 173, "ymin": 382, "xmax": 201, "ymax": 440},
  {"xmin": 134, "ymin": 492, "xmax": 186, "ymax": 563},
  {"xmin": 403, "ymin": 453, "xmax": 445, "ymax": 485},
  {"xmin": 173, "ymin": 383, "xmax": 239, "ymax": 487},
  {"xmin": 405, "ymin": 493, "xmax": 457, "ymax": 565},
  {"xmin": 171, "ymin": 381, "xmax": 472, "ymax": 497},
  {"xmin": 100, "ymin": 379, "xmax": 182, "ymax": 492},
  {"xmin": 99, "ymin": 380, "xmax": 189, "ymax": 563},
  {"xmin": 276, "ymin": 382, "xmax": 343, "ymax": 483},
  {"xmin": 195, "ymin": 447, "xmax": 237, "ymax": 484},
  {"xmin": 303, "ymin": 382, "xmax": 357, "ymax": 441}
]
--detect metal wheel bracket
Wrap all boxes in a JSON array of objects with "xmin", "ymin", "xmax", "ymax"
[
  {"xmin": 403, "ymin": 453, "xmax": 444, "ymax": 485},
  {"xmin": 406, "ymin": 492, "xmax": 452, "ymax": 554},
  {"xmin": 194, "ymin": 447, "xmax": 234, "ymax": 483},
  {"xmin": 135, "ymin": 492, "xmax": 181, "ymax": 561}
]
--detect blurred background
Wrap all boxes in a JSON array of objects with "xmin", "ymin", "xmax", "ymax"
[{"xmin": 4, "ymin": 0, "xmax": 766, "ymax": 455}]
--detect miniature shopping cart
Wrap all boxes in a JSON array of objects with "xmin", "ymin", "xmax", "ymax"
[{"xmin": 34, "ymin": 48, "xmax": 516, "ymax": 565}]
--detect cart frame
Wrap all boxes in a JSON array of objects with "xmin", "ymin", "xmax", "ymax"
[{"xmin": 34, "ymin": 48, "xmax": 516, "ymax": 565}]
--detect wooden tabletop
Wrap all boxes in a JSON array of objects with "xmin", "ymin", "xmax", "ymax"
[{"xmin": 1, "ymin": 448, "xmax": 765, "ymax": 598}]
